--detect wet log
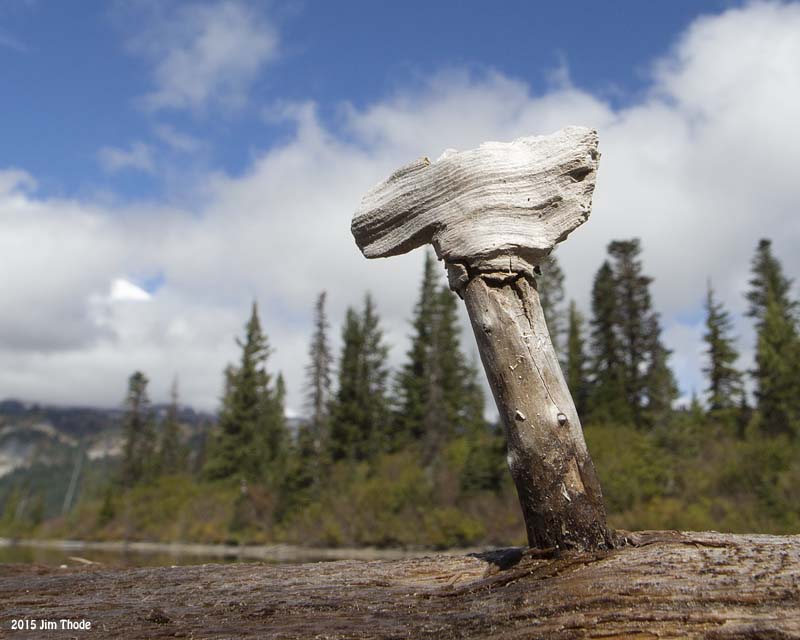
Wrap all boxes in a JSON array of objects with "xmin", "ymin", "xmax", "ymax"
[{"xmin": 2, "ymin": 532, "xmax": 799, "ymax": 639}]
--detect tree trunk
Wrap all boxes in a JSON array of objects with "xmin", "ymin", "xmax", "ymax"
[{"xmin": 460, "ymin": 269, "xmax": 612, "ymax": 550}]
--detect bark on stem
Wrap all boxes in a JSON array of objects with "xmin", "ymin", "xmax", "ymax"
[{"xmin": 458, "ymin": 267, "xmax": 612, "ymax": 550}]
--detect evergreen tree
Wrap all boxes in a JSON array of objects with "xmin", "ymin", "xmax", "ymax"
[
  {"xmin": 260, "ymin": 372, "xmax": 288, "ymax": 477},
  {"xmin": 538, "ymin": 253, "xmax": 567, "ymax": 356},
  {"xmin": 587, "ymin": 261, "xmax": 630, "ymax": 423},
  {"xmin": 119, "ymin": 371, "xmax": 156, "ymax": 487},
  {"xmin": 566, "ymin": 300, "xmax": 589, "ymax": 418},
  {"xmin": 157, "ymin": 377, "xmax": 184, "ymax": 475},
  {"xmin": 329, "ymin": 307, "xmax": 364, "ymax": 461},
  {"xmin": 754, "ymin": 293, "xmax": 800, "ymax": 436},
  {"xmin": 746, "ymin": 239, "xmax": 796, "ymax": 326},
  {"xmin": 328, "ymin": 295, "xmax": 391, "ymax": 460},
  {"xmin": 204, "ymin": 302, "xmax": 282, "ymax": 483},
  {"xmin": 702, "ymin": 283, "xmax": 743, "ymax": 412},
  {"xmin": 303, "ymin": 291, "xmax": 333, "ymax": 458},
  {"xmin": 588, "ymin": 240, "xmax": 676, "ymax": 428},
  {"xmin": 359, "ymin": 294, "xmax": 391, "ymax": 457},
  {"xmin": 395, "ymin": 251, "xmax": 439, "ymax": 446},
  {"xmin": 394, "ymin": 251, "xmax": 487, "ymax": 457},
  {"xmin": 641, "ymin": 314, "xmax": 679, "ymax": 428},
  {"xmin": 745, "ymin": 239, "xmax": 800, "ymax": 436},
  {"xmin": 608, "ymin": 239, "xmax": 653, "ymax": 426}
]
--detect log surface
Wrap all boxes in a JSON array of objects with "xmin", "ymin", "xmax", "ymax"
[{"xmin": 2, "ymin": 532, "xmax": 799, "ymax": 639}]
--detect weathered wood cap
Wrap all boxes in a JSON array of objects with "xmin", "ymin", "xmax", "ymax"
[{"xmin": 351, "ymin": 126, "xmax": 599, "ymax": 274}]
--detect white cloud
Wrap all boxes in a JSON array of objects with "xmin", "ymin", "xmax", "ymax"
[
  {"xmin": 2, "ymin": 2, "xmax": 800, "ymax": 415},
  {"xmin": 129, "ymin": 1, "xmax": 279, "ymax": 113},
  {"xmin": 110, "ymin": 278, "xmax": 152, "ymax": 302},
  {"xmin": 98, "ymin": 142, "xmax": 155, "ymax": 173}
]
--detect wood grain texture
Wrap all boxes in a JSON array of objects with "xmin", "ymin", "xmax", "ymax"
[
  {"xmin": 3, "ymin": 532, "xmax": 799, "ymax": 639},
  {"xmin": 462, "ymin": 271, "xmax": 611, "ymax": 550},
  {"xmin": 351, "ymin": 127, "xmax": 599, "ymax": 272}
]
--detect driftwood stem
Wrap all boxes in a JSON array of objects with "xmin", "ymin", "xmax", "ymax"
[
  {"xmin": 351, "ymin": 127, "xmax": 609, "ymax": 550},
  {"xmin": 455, "ymin": 266, "xmax": 611, "ymax": 550}
]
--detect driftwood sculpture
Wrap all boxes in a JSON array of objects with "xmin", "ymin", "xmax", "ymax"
[{"xmin": 352, "ymin": 126, "xmax": 611, "ymax": 551}]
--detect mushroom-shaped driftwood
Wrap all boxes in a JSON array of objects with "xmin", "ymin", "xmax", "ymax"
[{"xmin": 352, "ymin": 126, "xmax": 612, "ymax": 551}]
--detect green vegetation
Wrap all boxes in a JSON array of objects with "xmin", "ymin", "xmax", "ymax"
[{"xmin": 3, "ymin": 239, "xmax": 800, "ymax": 548}]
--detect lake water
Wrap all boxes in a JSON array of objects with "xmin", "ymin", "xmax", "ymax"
[
  {"xmin": 0, "ymin": 539, "xmax": 459, "ymax": 568},
  {"xmin": 0, "ymin": 544, "xmax": 248, "ymax": 567}
]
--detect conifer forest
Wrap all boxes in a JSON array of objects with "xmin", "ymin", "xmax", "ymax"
[{"xmin": 3, "ymin": 237, "xmax": 800, "ymax": 550}]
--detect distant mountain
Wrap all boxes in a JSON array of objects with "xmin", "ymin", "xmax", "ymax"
[{"xmin": 0, "ymin": 399, "xmax": 215, "ymax": 479}]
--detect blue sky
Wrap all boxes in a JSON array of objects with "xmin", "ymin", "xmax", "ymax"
[
  {"xmin": 4, "ymin": 1, "xmax": 731, "ymax": 198},
  {"xmin": 1, "ymin": 0, "xmax": 799, "ymax": 413}
]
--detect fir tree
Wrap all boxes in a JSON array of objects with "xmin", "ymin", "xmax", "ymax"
[
  {"xmin": 359, "ymin": 294, "xmax": 391, "ymax": 457},
  {"xmin": 538, "ymin": 253, "xmax": 567, "ymax": 356},
  {"xmin": 702, "ymin": 283, "xmax": 743, "ymax": 412},
  {"xmin": 608, "ymin": 239, "xmax": 653, "ymax": 426},
  {"xmin": 641, "ymin": 313, "xmax": 679, "ymax": 428},
  {"xmin": 745, "ymin": 239, "xmax": 800, "ymax": 436},
  {"xmin": 587, "ymin": 261, "xmax": 630, "ymax": 423},
  {"xmin": 566, "ymin": 300, "xmax": 589, "ymax": 418},
  {"xmin": 329, "ymin": 307, "xmax": 364, "ymax": 461},
  {"xmin": 395, "ymin": 251, "xmax": 439, "ymax": 446},
  {"xmin": 328, "ymin": 295, "xmax": 391, "ymax": 460},
  {"xmin": 119, "ymin": 371, "xmax": 156, "ymax": 487},
  {"xmin": 394, "ymin": 251, "xmax": 487, "ymax": 457},
  {"xmin": 746, "ymin": 239, "xmax": 796, "ymax": 326},
  {"xmin": 588, "ymin": 240, "xmax": 676, "ymax": 428},
  {"xmin": 754, "ymin": 293, "xmax": 800, "ymax": 436},
  {"xmin": 260, "ymin": 372, "xmax": 288, "ymax": 474},
  {"xmin": 204, "ymin": 302, "xmax": 282, "ymax": 482}
]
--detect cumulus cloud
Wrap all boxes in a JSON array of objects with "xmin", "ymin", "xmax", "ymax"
[
  {"xmin": 128, "ymin": 1, "xmax": 279, "ymax": 112},
  {"xmin": 98, "ymin": 142, "xmax": 155, "ymax": 173},
  {"xmin": 2, "ymin": 2, "xmax": 799, "ymax": 414}
]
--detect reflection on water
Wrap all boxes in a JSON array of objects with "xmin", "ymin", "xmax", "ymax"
[{"xmin": 0, "ymin": 544, "xmax": 260, "ymax": 568}]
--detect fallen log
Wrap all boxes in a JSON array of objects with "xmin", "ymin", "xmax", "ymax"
[{"xmin": 2, "ymin": 531, "xmax": 799, "ymax": 638}]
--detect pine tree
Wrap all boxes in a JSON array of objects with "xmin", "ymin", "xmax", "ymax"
[
  {"xmin": 702, "ymin": 283, "xmax": 743, "ymax": 412},
  {"xmin": 566, "ymin": 300, "xmax": 589, "ymax": 418},
  {"xmin": 157, "ymin": 377, "xmax": 184, "ymax": 475},
  {"xmin": 538, "ymin": 253, "xmax": 567, "ymax": 356},
  {"xmin": 119, "ymin": 371, "xmax": 155, "ymax": 487},
  {"xmin": 303, "ymin": 292, "xmax": 332, "ymax": 457},
  {"xmin": 204, "ymin": 302, "xmax": 279, "ymax": 482}
]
